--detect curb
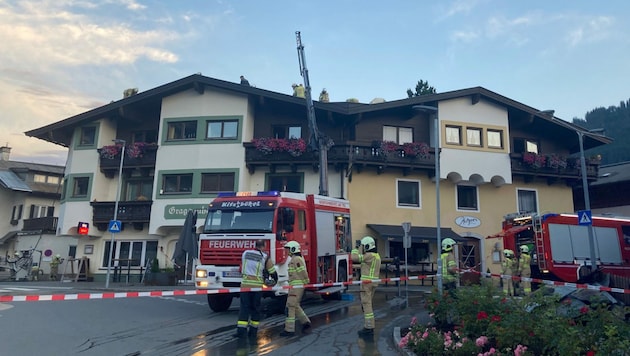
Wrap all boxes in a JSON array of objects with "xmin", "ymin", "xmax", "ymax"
[{"xmin": 393, "ymin": 327, "xmax": 414, "ymax": 356}]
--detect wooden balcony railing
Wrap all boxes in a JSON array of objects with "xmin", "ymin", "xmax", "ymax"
[
  {"xmin": 509, "ymin": 153, "xmax": 599, "ymax": 182},
  {"xmin": 90, "ymin": 201, "xmax": 152, "ymax": 231},
  {"xmin": 99, "ymin": 145, "xmax": 158, "ymax": 178},
  {"xmin": 22, "ymin": 216, "xmax": 58, "ymax": 232}
]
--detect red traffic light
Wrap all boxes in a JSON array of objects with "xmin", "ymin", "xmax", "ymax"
[{"xmin": 78, "ymin": 222, "xmax": 89, "ymax": 235}]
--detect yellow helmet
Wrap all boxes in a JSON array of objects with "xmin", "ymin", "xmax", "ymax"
[
  {"xmin": 361, "ymin": 236, "xmax": 376, "ymax": 250},
  {"xmin": 284, "ymin": 241, "xmax": 301, "ymax": 254},
  {"xmin": 519, "ymin": 245, "xmax": 529, "ymax": 253},
  {"xmin": 503, "ymin": 249, "xmax": 515, "ymax": 258},
  {"xmin": 442, "ymin": 238, "xmax": 456, "ymax": 252}
]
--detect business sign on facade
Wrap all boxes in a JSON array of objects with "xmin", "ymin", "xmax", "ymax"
[
  {"xmin": 455, "ymin": 216, "xmax": 481, "ymax": 228},
  {"xmin": 164, "ymin": 204, "xmax": 209, "ymax": 219}
]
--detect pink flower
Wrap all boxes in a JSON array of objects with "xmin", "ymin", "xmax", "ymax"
[
  {"xmin": 422, "ymin": 331, "xmax": 429, "ymax": 339},
  {"xmin": 514, "ymin": 344, "xmax": 528, "ymax": 356},
  {"xmin": 476, "ymin": 336, "xmax": 488, "ymax": 347},
  {"xmin": 410, "ymin": 316, "xmax": 417, "ymax": 326}
]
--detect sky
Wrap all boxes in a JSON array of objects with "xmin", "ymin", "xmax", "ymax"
[{"xmin": 2, "ymin": 0, "xmax": 629, "ymax": 166}]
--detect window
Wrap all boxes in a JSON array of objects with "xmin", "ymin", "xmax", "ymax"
[
  {"xmin": 72, "ymin": 177, "xmax": 89, "ymax": 197},
  {"xmin": 207, "ymin": 120, "xmax": 238, "ymax": 139},
  {"xmin": 297, "ymin": 210, "xmax": 306, "ymax": 231},
  {"xmin": 397, "ymin": 179, "xmax": 421, "ymax": 208},
  {"xmin": 103, "ymin": 240, "xmax": 158, "ymax": 268},
  {"xmin": 513, "ymin": 138, "xmax": 539, "ymax": 154},
  {"xmin": 47, "ymin": 176, "xmax": 60, "ymax": 185},
  {"xmin": 445, "ymin": 125, "xmax": 462, "ymax": 145},
  {"xmin": 162, "ymin": 174, "xmax": 193, "ymax": 194},
  {"xmin": 201, "ymin": 173, "xmax": 235, "ymax": 193},
  {"xmin": 167, "ymin": 121, "xmax": 197, "ymax": 140},
  {"xmin": 268, "ymin": 173, "xmax": 303, "ymax": 192},
  {"xmin": 383, "ymin": 126, "xmax": 413, "ymax": 144},
  {"xmin": 273, "ymin": 125, "xmax": 302, "ymax": 139},
  {"xmin": 517, "ymin": 189, "xmax": 538, "ymax": 214},
  {"xmin": 132, "ymin": 130, "xmax": 158, "ymax": 144},
  {"xmin": 487, "ymin": 130, "xmax": 503, "ymax": 149},
  {"xmin": 34, "ymin": 174, "xmax": 47, "ymax": 183},
  {"xmin": 126, "ymin": 179, "xmax": 153, "ymax": 200},
  {"xmin": 11, "ymin": 204, "xmax": 23, "ymax": 222},
  {"xmin": 79, "ymin": 126, "xmax": 96, "ymax": 146},
  {"xmin": 457, "ymin": 185, "xmax": 478, "ymax": 211},
  {"xmin": 29, "ymin": 205, "xmax": 54, "ymax": 218},
  {"xmin": 466, "ymin": 128, "xmax": 482, "ymax": 147}
]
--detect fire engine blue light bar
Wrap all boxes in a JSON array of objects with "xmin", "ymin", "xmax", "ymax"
[{"xmin": 217, "ymin": 191, "xmax": 280, "ymax": 197}]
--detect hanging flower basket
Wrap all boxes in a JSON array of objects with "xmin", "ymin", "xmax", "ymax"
[
  {"xmin": 252, "ymin": 138, "xmax": 307, "ymax": 157},
  {"xmin": 402, "ymin": 142, "xmax": 430, "ymax": 159}
]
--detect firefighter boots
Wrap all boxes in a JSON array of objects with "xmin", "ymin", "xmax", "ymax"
[
  {"xmin": 279, "ymin": 330, "xmax": 295, "ymax": 337},
  {"xmin": 357, "ymin": 328, "xmax": 374, "ymax": 337}
]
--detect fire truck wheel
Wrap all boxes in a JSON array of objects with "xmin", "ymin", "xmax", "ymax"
[{"xmin": 208, "ymin": 294, "xmax": 233, "ymax": 312}]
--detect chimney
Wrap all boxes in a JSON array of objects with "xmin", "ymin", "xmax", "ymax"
[{"xmin": 0, "ymin": 145, "xmax": 11, "ymax": 161}]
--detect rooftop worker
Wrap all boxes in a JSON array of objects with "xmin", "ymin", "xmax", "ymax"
[
  {"xmin": 240, "ymin": 75, "xmax": 250, "ymax": 86},
  {"xmin": 292, "ymin": 83, "xmax": 305, "ymax": 98},
  {"xmin": 319, "ymin": 88, "xmax": 329, "ymax": 102}
]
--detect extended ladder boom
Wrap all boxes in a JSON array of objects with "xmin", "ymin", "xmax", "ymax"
[{"xmin": 296, "ymin": 31, "xmax": 329, "ymax": 196}]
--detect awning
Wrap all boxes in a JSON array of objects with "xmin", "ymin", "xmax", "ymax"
[
  {"xmin": 367, "ymin": 224, "xmax": 467, "ymax": 242},
  {"xmin": 0, "ymin": 231, "xmax": 18, "ymax": 245}
]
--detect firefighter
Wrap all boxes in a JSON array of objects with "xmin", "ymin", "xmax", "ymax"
[
  {"xmin": 319, "ymin": 88, "xmax": 329, "ymax": 102},
  {"xmin": 518, "ymin": 245, "xmax": 532, "ymax": 295},
  {"xmin": 351, "ymin": 236, "xmax": 381, "ymax": 337},
  {"xmin": 501, "ymin": 249, "xmax": 516, "ymax": 296},
  {"xmin": 292, "ymin": 83, "xmax": 305, "ymax": 98},
  {"xmin": 49, "ymin": 254, "xmax": 62, "ymax": 281},
  {"xmin": 280, "ymin": 241, "xmax": 311, "ymax": 336},
  {"xmin": 441, "ymin": 238, "xmax": 458, "ymax": 291},
  {"xmin": 235, "ymin": 240, "xmax": 278, "ymax": 339}
]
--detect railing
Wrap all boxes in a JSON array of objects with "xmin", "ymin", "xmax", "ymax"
[
  {"xmin": 509, "ymin": 153, "xmax": 599, "ymax": 181},
  {"xmin": 98, "ymin": 145, "xmax": 158, "ymax": 175},
  {"xmin": 22, "ymin": 216, "xmax": 58, "ymax": 232},
  {"xmin": 90, "ymin": 201, "xmax": 152, "ymax": 230}
]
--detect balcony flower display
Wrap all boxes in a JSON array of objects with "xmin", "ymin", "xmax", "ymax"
[
  {"xmin": 402, "ymin": 142, "xmax": 430, "ymax": 159},
  {"xmin": 522, "ymin": 152, "xmax": 546, "ymax": 169},
  {"xmin": 379, "ymin": 140, "xmax": 399, "ymax": 154},
  {"xmin": 99, "ymin": 142, "xmax": 156, "ymax": 159},
  {"xmin": 251, "ymin": 137, "xmax": 307, "ymax": 157},
  {"xmin": 99, "ymin": 144, "xmax": 121, "ymax": 159},
  {"xmin": 546, "ymin": 154, "xmax": 568, "ymax": 170}
]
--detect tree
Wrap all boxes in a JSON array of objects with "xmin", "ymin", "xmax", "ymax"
[{"xmin": 407, "ymin": 79, "xmax": 437, "ymax": 98}]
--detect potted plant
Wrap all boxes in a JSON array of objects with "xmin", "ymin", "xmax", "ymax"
[{"xmin": 145, "ymin": 258, "xmax": 177, "ymax": 286}]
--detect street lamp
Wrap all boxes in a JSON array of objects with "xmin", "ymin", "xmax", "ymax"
[
  {"xmin": 413, "ymin": 105, "xmax": 442, "ymax": 294},
  {"xmin": 577, "ymin": 130, "xmax": 598, "ymax": 273},
  {"xmin": 105, "ymin": 139, "xmax": 126, "ymax": 288}
]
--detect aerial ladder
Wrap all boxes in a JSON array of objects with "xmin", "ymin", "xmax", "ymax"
[{"xmin": 296, "ymin": 31, "xmax": 329, "ymax": 196}]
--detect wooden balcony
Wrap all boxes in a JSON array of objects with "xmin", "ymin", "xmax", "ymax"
[
  {"xmin": 244, "ymin": 143, "xmax": 436, "ymax": 177},
  {"xmin": 509, "ymin": 153, "xmax": 599, "ymax": 184},
  {"xmin": 98, "ymin": 145, "xmax": 158, "ymax": 178},
  {"xmin": 90, "ymin": 201, "xmax": 152, "ymax": 231},
  {"xmin": 22, "ymin": 217, "xmax": 58, "ymax": 233}
]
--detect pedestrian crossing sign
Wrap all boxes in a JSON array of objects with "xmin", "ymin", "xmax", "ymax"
[
  {"xmin": 108, "ymin": 220, "xmax": 122, "ymax": 233},
  {"xmin": 577, "ymin": 210, "xmax": 592, "ymax": 226}
]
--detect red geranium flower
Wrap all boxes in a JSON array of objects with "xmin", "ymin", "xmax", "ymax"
[
  {"xmin": 477, "ymin": 311, "xmax": 488, "ymax": 320},
  {"xmin": 491, "ymin": 315, "xmax": 502, "ymax": 323}
]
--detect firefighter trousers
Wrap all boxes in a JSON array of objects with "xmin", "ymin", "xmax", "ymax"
[
  {"xmin": 284, "ymin": 288, "xmax": 310, "ymax": 332},
  {"xmin": 360, "ymin": 282, "xmax": 377, "ymax": 329}
]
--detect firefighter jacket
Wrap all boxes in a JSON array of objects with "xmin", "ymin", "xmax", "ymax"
[
  {"xmin": 240, "ymin": 249, "xmax": 276, "ymax": 288},
  {"xmin": 351, "ymin": 249, "xmax": 381, "ymax": 283},
  {"xmin": 441, "ymin": 251, "xmax": 458, "ymax": 282},
  {"xmin": 501, "ymin": 257, "xmax": 515, "ymax": 275},
  {"xmin": 287, "ymin": 255, "xmax": 309, "ymax": 286},
  {"xmin": 518, "ymin": 253, "xmax": 531, "ymax": 276}
]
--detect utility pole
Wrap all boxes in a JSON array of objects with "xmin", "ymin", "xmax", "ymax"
[{"xmin": 296, "ymin": 31, "xmax": 329, "ymax": 196}]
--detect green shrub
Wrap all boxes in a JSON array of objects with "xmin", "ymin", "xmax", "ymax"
[{"xmin": 400, "ymin": 282, "xmax": 629, "ymax": 355}]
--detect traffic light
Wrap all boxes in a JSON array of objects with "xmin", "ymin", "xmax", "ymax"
[{"xmin": 78, "ymin": 222, "xmax": 89, "ymax": 235}]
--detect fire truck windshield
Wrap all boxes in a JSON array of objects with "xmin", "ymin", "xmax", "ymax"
[{"xmin": 203, "ymin": 209, "xmax": 274, "ymax": 233}]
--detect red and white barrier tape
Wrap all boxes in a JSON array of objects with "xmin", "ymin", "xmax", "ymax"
[{"xmin": 0, "ymin": 273, "xmax": 627, "ymax": 302}]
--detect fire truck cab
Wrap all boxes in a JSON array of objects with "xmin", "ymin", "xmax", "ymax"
[
  {"xmin": 492, "ymin": 212, "xmax": 630, "ymax": 284},
  {"xmin": 195, "ymin": 191, "xmax": 353, "ymax": 312}
]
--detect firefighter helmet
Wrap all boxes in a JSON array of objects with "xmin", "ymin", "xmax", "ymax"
[
  {"xmin": 361, "ymin": 236, "xmax": 376, "ymax": 251},
  {"xmin": 503, "ymin": 249, "xmax": 515, "ymax": 258},
  {"xmin": 284, "ymin": 241, "xmax": 301, "ymax": 254},
  {"xmin": 442, "ymin": 238, "xmax": 456, "ymax": 252},
  {"xmin": 264, "ymin": 277, "xmax": 277, "ymax": 287},
  {"xmin": 520, "ymin": 245, "xmax": 529, "ymax": 253}
]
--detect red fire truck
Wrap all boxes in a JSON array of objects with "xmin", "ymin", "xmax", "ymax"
[
  {"xmin": 195, "ymin": 191, "xmax": 353, "ymax": 312},
  {"xmin": 491, "ymin": 212, "xmax": 630, "ymax": 284}
]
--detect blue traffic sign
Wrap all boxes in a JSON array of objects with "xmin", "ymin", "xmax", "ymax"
[
  {"xmin": 577, "ymin": 210, "xmax": 592, "ymax": 226},
  {"xmin": 108, "ymin": 220, "xmax": 122, "ymax": 233}
]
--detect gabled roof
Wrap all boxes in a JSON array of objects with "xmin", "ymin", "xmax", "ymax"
[
  {"xmin": 25, "ymin": 73, "xmax": 611, "ymax": 152},
  {"xmin": 592, "ymin": 161, "xmax": 630, "ymax": 186}
]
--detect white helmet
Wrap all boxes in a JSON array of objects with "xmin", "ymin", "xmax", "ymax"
[
  {"xmin": 284, "ymin": 241, "xmax": 301, "ymax": 254},
  {"xmin": 361, "ymin": 236, "xmax": 376, "ymax": 251},
  {"xmin": 503, "ymin": 249, "xmax": 515, "ymax": 258},
  {"xmin": 519, "ymin": 245, "xmax": 529, "ymax": 253},
  {"xmin": 442, "ymin": 238, "xmax": 456, "ymax": 252}
]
